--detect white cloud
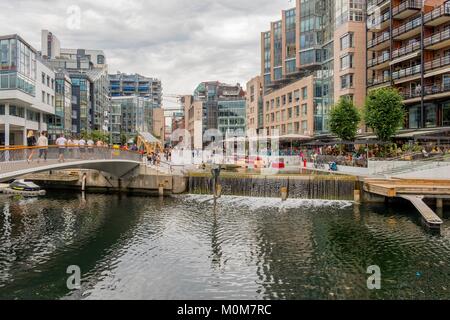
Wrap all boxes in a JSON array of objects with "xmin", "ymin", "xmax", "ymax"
[{"xmin": 1, "ymin": 0, "xmax": 287, "ymax": 107}]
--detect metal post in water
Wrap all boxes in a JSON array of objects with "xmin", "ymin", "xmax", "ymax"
[{"xmin": 281, "ymin": 187, "xmax": 288, "ymax": 201}]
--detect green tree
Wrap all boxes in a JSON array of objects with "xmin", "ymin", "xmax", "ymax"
[
  {"xmin": 329, "ymin": 97, "xmax": 361, "ymax": 142},
  {"xmin": 364, "ymin": 87, "xmax": 405, "ymax": 143}
]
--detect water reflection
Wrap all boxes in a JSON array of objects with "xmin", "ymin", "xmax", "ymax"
[{"xmin": 0, "ymin": 193, "xmax": 449, "ymax": 300}]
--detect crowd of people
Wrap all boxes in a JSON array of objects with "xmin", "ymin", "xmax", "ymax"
[{"xmin": 25, "ymin": 130, "xmax": 109, "ymax": 163}]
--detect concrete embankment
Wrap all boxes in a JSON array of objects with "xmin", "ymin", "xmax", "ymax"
[{"xmin": 22, "ymin": 166, "xmax": 187, "ymax": 196}]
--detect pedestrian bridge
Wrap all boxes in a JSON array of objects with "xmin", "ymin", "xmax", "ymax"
[{"xmin": 0, "ymin": 146, "xmax": 143, "ymax": 182}]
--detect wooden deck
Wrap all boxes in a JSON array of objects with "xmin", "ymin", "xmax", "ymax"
[{"xmin": 364, "ymin": 178, "xmax": 446, "ymax": 229}]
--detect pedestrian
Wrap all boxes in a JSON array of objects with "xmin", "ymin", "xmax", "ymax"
[
  {"xmin": 37, "ymin": 131, "xmax": 48, "ymax": 163},
  {"xmin": 56, "ymin": 134, "xmax": 67, "ymax": 163},
  {"xmin": 87, "ymin": 138, "xmax": 94, "ymax": 158},
  {"xmin": 26, "ymin": 130, "xmax": 37, "ymax": 163},
  {"xmin": 79, "ymin": 137, "xmax": 87, "ymax": 159}
]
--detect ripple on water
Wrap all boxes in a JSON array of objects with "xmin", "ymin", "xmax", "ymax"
[{"xmin": 0, "ymin": 193, "xmax": 450, "ymax": 300}]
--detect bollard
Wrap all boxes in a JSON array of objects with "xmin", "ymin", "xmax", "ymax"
[
  {"xmin": 281, "ymin": 187, "xmax": 288, "ymax": 201},
  {"xmin": 158, "ymin": 183, "xmax": 164, "ymax": 197},
  {"xmin": 215, "ymin": 184, "xmax": 222, "ymax": 198},
  {"xmin": 437, "ymin": 198, "xmax": 443, "ymax": 209},
  {"xmin": 354, "ymin": 190, "xmax": 361, "ymax": 204}
]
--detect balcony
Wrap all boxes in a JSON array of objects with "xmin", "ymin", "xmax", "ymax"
[
  {"xmin": 367, "ymin": 0, "xmax": 390, "ymax": 16},
  {"xmin": 424, "ymin": 55, "xmax": 450, "ymax": 78},
  {"xmin": 392, "ymin": 16, "xmax": 422, "ymax": 40},
  {"xmin": 423, "ymin": 84, "xmax": 450, "ymax": 100},
  {"xmin": 424, "ymin": 1, "xmax": 450, "ymax": 27},
  {"xmin": 392, "ymin": 65, "xmax": 421, "ymax": 81},
  {"xmin": 368, "ymin": 32, "xmax": 391, "ymax": 51},
  {"xmin": 424, "ymin": 29, "xmax": 450, "ymax": 50},
  {"xmin": 368, "ymin": 51, "xmax": 390, "ymax": 69},
  {"xmin": 367, "ymin": 75, "xmax": 391, "ymax": 88},
  {"xmin": 400, "ymin": 88, "xmax": 422, "ymax": 102},
  {"xmin": 367, "ymin": 11, "xmax": 390, "ymax": 31},
  {"xmin": 392, "ymin": 0, "xmax": 423, "ymax": 20},
  {"xmin": 392, "ymin": 42, "xmax": 421, "ymax": 60}
]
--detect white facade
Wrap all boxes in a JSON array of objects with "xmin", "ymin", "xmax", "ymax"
[
  {"xmin": 0, "ymin": 35, "xmax": 55, "ymax": 146},
  {"xmin": 41, "ymin": 30, "xmax": 61, "ymax": 59}
]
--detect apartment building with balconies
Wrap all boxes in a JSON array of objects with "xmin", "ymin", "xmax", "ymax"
[
  {"xmin": 367, "ymin": 0, "xmax": 450, "ymax": 129},
  {"xmin": 260, "ymin": 0, "xmax": 367, "ymax": 137}
]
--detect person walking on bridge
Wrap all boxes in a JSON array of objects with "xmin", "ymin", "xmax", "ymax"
[
  {"xmin": 26, "ymin": 130, "xmax": 37, "ymax": 163},
  {"xmin": 37, "ymin": 131, "xmax": 48, "ymax": 163},
  {"xmin": 56, "ymin": 134, "xmax": 67, "ymax": 163}
]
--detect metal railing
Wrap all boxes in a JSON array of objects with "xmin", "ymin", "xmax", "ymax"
[
  {"xmin": 424, "ymin": 28, "xmax": 450, "ymax": 48},
  {"xmin": 424, "ymin": 55, "xmax": 450, "ymax": 71},
  {"xmin": 368, "ymin": 51, "xmax": 390, "ymax": 68},
  {"xmin": 424, "ymin": 1, "xmax": 450, "ymax": 24},
  {"xmin": 392, "ymin": 16, "xmax": 422, "ymax": 38},
  {"xmin": 392, "ymin": 0, "xmax": 423, "ymax": 17},
  {"xmin": 392, "ymin": 42, "xmax": 420, "ymax": 59},
  {"xmin": 367, "ymin": 75, "xmax": 391, "ymax": 87},
  {"xmin": 368, "ymin": 32, "xmax": 390, "ymax": 49},
  {"xmin": 0, "ymin": 146, "xmax": 143, "ymax": 174},
  {"xmin": 367, "ymin": 11, "xmax": 390, "ymax": 30},
  {"xmin": 392, "ymin": 64, "xmax": 421, "ymax": 80}
]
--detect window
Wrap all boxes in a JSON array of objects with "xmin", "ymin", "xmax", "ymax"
[
  {"xmin": 42, "ymin": 91, "xmax": 45, "ymax": 103},
  {"xmin": 42, "ymin": 72, "xmax": 45, "ymax": 84},
  {"xmin": 295, "ymin": 105, "xmax": 300, "ymax": 117},
  {"xmin": 294, "ymin": 90, "xmax": 300, "ymax": 101},
  {"xmin": 340, "ymin": 53, "xmax": 354, "ymax": 70},
  {"xmin": 302, "ymin": 87, "xmax": 308, "ymax": 100},
  {"xmin": 301, "ymin": 104, "xmax": 308, "ymax": 117},
  {"xmin": 341, "ymin": 74, "xmax": 354, "ymax": 89},
  {"xmin": 288, "ymin": 92, "xmax": 293, "ymax": 104},
  {"xmin": 47, "ymin": 93, "xmax": 50, "ymax": 104},
  {"xmin": 47, "ymin": 76, "xmax": 50, "ymax": 87},
  {"xmin": 97, "ymin": 55, "xmax": 105, "ymax": 65},
  {"xmin": 340, "ymin": 32, "xmax": 354, "ymax": 50},
  {"xmin": 0, "ymin": 104, "xmax": 5, "ymax": 115},
  {"xmin": 302, "ymin": 120, "xmax": 308, "ymax": 132},
  {"xmin": 288, "ymin": 108, "xmax": 293, "ymax": 119}
]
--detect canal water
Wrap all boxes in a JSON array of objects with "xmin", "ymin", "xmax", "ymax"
[{"xmin": 0, "ymin": 192, "xmax": 449, "ymax": 300}]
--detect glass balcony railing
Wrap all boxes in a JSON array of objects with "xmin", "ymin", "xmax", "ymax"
[
  {"xmin": 424, "ymin": 28, "xmax": 450, "ymax": 48},
  {"xmin": 392, "ymin": 65, "xmax": 421, "ymax": 80},
  {"xmin": 367, "ymin": 11, "xmax": 390, "ymax": 29},
  {"xmin": 424, "ymin": 84, "xmax": 450, "ymax": 95},
  {"xmin": 392, "ymin": 0, "xmax": 423, "ymax": 18},
  {"xmin": 367, "ymin": 0, "xmax": 389, "ymax": 13},
  {"xmin": 424, "ymin": 1, "xmax": 450, "ymax": 24},
  {"xmin": 368, "ymin": 32, "xmax": 390, "ymax": 48},
  {"xmin": 392, "ymin": 16, "xmax": 422, "ymax": 38},
  {"xmin": 424, "ymin": 55, "xmax": 450, "ymax": 71},
  {"xmin": 367, "ymin": 75, "xmax": 391, "ymax": 86},
  {"xmin": 368, "ymin": 51, "xmax": 390, "ymax": 67},
  {"xmin": 392, "ymin": 42, "xmax": 421, "ymax": 59}
]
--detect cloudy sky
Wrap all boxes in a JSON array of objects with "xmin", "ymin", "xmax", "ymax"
[{"xmin": 2, "ymin": 0, "xmax": 290, "ymax": 107}]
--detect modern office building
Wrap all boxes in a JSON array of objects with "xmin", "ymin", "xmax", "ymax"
[
  {"xmin": 109, "ymin": 72, "xmax": 162, "ymax": 107},
  {"xmin": 246, "ymin": 75, "xmax": 264, "ymax": 132},
  {"xmin": 260, "ymin": 0, "xmax": 367, "ymax": 137},
  {"xmin": 0, "ymin": 34, "xmax": 56, "ymax": 146},
  {"xmin": 110, "ymin": 96, "xmax": 154, "ymax": 143},
  {"xmin": 42, "ymin": 30, "xmax": 111, "ymax": 135},
  {"xmin": 184, "ymin": 82, "xmax": 246, "ymax": 148},
  {"xmin": 41, "ymin": 30, "xmax": 61, "ymax": 60},
  {"xmin": 47, "ymin": 70, "xmax": 72, "ymax": 141},
  {"xmin": 367, "ymin": 0, "xmax": 450, "ymax": 129}
]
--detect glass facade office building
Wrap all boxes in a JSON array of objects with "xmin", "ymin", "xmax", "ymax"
[{"xmin": 0, "ymin": 35, "xmax": 37, "ymax": 96}]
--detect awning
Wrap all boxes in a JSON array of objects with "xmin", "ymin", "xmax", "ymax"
[{"xmin": 139, "ymin": 132, "xmax": 160, "ymax": 144}]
